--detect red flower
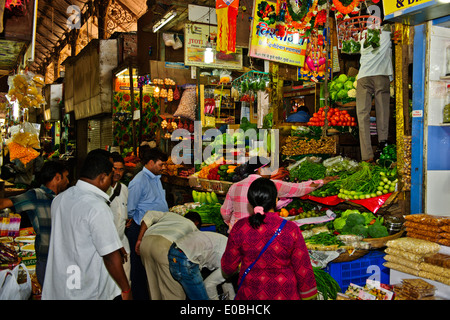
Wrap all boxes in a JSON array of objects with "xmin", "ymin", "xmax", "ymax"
[
  {"xmin": 123, "ymin": 94, "xmax": 131, "ymax": 102},
  {"xmin": 143, "ymin": 95, "xmax": 151, "ymax": 103}
]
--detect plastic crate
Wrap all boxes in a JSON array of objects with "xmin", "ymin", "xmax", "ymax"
[{"xmin": 324, "ymin": 250, "xmax": 390, "ymax": 293}]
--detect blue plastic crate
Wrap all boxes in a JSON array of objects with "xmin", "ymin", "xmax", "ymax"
[
  {"xmin": 200, "ymin": 224, "xmax": 216, "ymax": 232},
  {"xmin": 324, "ymin": 250, "xmax": 390, "ymax": 292}
]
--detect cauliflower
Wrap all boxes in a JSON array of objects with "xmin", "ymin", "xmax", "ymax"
[
  {"xmin": 353, "ymin": 81, "xmax": 357, "ymax": 89},
  {"xmin": 347, "ymin": 88, "xmax": 357, "ymax": 98}
]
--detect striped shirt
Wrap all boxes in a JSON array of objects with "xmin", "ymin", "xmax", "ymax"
[
  {"xmin": 220, "ymin": 174, "xmax": 324, "ymax": 230},
  {"xmin": 11, "ymin": 185, "xmax": 55, "ymax": 261}
]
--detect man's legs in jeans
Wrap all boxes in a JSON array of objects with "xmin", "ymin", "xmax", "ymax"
[{"xmin": 168, "ymin": 245, "xmax": 209, "ymax": 300}]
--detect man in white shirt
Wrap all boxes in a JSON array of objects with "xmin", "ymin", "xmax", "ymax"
[
  {"xmin": 42, "ymin": 150, "xmax": 131, "ymax": 300},
  {"xmin": 356, "ymin": 24, "xmax": 396, "ymax": 162},
  {"xmin": 169, "ymin": 230, "xmax": 236, "ymax": 300},
  {"xmin": 108, "ymin": 152, "xmax": 131, "ymax": 282},
  {"xmin": 135, "ymin": 211, "xmax": 200, "ymax": 300}
]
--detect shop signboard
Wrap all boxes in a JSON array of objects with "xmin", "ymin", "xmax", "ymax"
[
  {"xmin": 383, "ymin": 0, "xmax": 450, "ymax": 25},
  {"xmin": 248, "ymin": 0, "xmax": 307, "ymax": 67},
  {"xmin": 383, "ymin": 0, "xmax": 433, "ymax": 16},
  {"xmin": 184, "ymin": 23, "xmax": 243, "ymax": 70}
]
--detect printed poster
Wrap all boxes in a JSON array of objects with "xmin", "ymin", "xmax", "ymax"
[
  {"xmin": 248, "ymin": 0, "xmax": 307, "ymax": 67},
  {"xmin": 184, "ymin": 23, "xmax": 243, "ymax": 70}
]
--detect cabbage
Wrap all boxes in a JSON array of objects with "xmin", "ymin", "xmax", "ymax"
[
  {"xmin": 344, "ymin": 81, "xmax": 354, "ymax": 90},
  {"xmin": 334, "ymin": 82, "xmax": 344, "ymax": 90},
  {"xmin": 333, "ymin": 217, "xmax": 346, "ymax": 231},
  {"xmin": 337, "ymin": 74, "xmax": 348, "ymax": 83},
  {"xmin": 337, "ymin": 89, "xmax": 348, "ymax": 99}
]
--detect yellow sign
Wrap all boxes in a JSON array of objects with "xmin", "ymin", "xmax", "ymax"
[
  {"xmin": 248, "ymin": 0, "xmax": 307, "ymax": 67},
  {"xmin": 383, "ymin": 0, "xmax": 433, "ymax": 16},
  {"xmin": 184, "ymin": 23, "xmax": 243, "ymax": 70}
]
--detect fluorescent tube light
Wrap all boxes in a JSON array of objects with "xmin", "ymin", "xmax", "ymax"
[{"xmin": 153, "ymin": 10, "xmax": 177, "ymax": 33}]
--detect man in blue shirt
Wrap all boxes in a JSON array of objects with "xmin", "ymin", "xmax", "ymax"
[
  {"xmin": 286, "ymin": 105, "xmax": 312, "ymax": 123},
  {"xmin": 127, "ymin": 146, "xmax": 169, "ymax": 299}
]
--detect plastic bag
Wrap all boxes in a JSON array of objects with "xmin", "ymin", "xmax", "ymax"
[
  {"xmin": 0, "ymin": 263, "xmax": 32, "ymax": 300},
  {"xmin": 342, "ymin": 39, "xmax": 361, "ymax": 54},
  {"xmin": 363, "ymin": 29, "xmax": 381, "ymax": 49},
  {"xmin": 386, "ymin": 237, "xmax": 441, "ymax": 255},
  {"xmin": 6, "ymin": 122, "xmax": 40, "ymax": 165},
  {"xmin": 404, "ymin": 214, "xmax": 450, "ymax": 226},
  {"xmin": 219, "ymin": 70, "xmax": 232, "ymax": 84},
  {"xmin": 173, "ymin": 87, "xmax": 196, "ymax": 121}
]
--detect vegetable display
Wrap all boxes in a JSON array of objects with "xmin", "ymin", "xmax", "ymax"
[
  {"xmin": 306, "ymin": 107, "xmax": 356, "ymax": 127},
  {"xmin": 187, "ymin": 203, "xmax": 225, "ymax": 229},
  {"xmin": 333, "ymin": 209, "xmax": 389, "ymax": 239},
  {"xmin": 281, "ymin": 136, "xmax": 336, "ymax": 156},
  {"xmin": 328, "ymin": 74, "xmax": 357, "ymax": 104},
  {"xmin": 289, "ymin": 158, "xmax": 326, "ymax": 182}
]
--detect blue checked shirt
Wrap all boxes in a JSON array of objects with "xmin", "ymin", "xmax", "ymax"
[{"xmin": 11, "ymin": 185, "xmax": 55, "ymax": 261}]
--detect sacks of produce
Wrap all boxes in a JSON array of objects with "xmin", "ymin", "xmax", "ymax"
[{"xmin": 174, "ymin": 86, "xmax": 196, "ymax": 120}]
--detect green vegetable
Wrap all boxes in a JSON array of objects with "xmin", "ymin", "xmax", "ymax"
[
  {"xmin": 345, "ymin": 213, "xmax": 366, "ymax": 227},
  {"xmin": 289, "ymin": 159, "xmax": 326, "ymax": 182},
  {"xmin": 336, "ymin": 89, "xmax": 348, "ymax": 100},
  {"xmin": 333, "ymin": 217, "xmax": 346, "ymax": 231},
  {"xmin": 305, "ymin": 232, "xmax": 344, "ymax": 246},
  {"xmin": 337, "ymin": 74, "xmax": 348, "ymax": 83},
  {"xmin": 313, "ymin": 267, "xmax": 341, "ymax": 300},
  {"xmin": 344, "ymin": 81, "xmax": 354, "ymax": 90},
  {"xmin": 368, "ymin": 221, "xmax": 389, "ymax": 238},
  {"xmin": 351, "ymin": 225, "xmax": 369, "ymax": 238}
]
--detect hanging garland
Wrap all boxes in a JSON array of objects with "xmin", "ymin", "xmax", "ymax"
[
  {"xmin": 276, "ymin": 0, "xmax": 327, "ymax": 32},
  {"xmin": 331, "ymin": 0, "xmax": 360, "ymax": 15}
]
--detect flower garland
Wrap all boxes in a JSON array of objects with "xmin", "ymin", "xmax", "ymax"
[
  {"xmin": 275, "ymin": 0, "xmax": 328, "ymax": 31},
  {"xmin": 331, "ymin": 0, "xmax": 360, "ymax": 15}
]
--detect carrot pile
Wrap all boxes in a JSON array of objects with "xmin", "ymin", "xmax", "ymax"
[{"xmin": 270, "ymin": 167, "xmax": 289, "ymax": 180}]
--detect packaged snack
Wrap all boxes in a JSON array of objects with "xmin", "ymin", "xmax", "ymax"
[
  {"xmin": 386, "ymin": 237, "xmax": 441, "ymax": 255},
  {"xmin": 404, "ymin": 214, "xmax": 450, "ymax": 226},
  {"xmin": 420, "ymin": 262, "xmax": 450, "ymax": 278},
  {"xmin": 407, "ymin": 231, "xmax": 440, "ymax": 243},
  {"xmin": 406, "ymin": 227, "xmax": 441, "ymax": 238},
  {"xmin": 384, "ymin": 254, "xmax": 421, "ymax": 270},
  {"xmin": 404, "ymin": 221, "xmax": 442, "ymax": 233},
  {"xmin": 173, "ymin": 87, "xmax": 196, "ymax": 121},
  {"xmin": 385, "ymin": 247, "xmax": 424, "ymax": 262},
  {"xmin": 383, "ymin": 261, "xmax": 419, "ymax": 276},
  {"xmin": 424, "ymin": 253, "xmax": 450, "ymax": 268}
]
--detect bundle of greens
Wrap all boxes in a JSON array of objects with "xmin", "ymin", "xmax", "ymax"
[
  {"xmin": 289, "ymin": 159, "xmax": 326, "ymax": 182},
  {"xmin": 313, "ymin": 267, "xmax": 341, "ymax": 300},
  {"xmin": 363, "ymin": 29, "xmax": 381, "ymax": 49}
]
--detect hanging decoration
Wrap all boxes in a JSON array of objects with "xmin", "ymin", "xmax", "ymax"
[
  {"xmin": 216, "ymin": 0, "xmax": 240, "ymax": 53},
  {"xmin": 275, "ymin": 0, "xmax": 328, "ymax": 37},
  {"xmin": 331, "ymin": 0, "xmax": 360, "ymax": 18}
]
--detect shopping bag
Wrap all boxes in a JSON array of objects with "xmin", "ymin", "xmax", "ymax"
[{"xmin": 0, "ymin": 263, "xmax": 32, "ymax": 300}]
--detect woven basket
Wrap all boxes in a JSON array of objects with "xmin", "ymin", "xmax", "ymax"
[{"xmin": 362, "ymin": 229, "xmax": 405, "ymax": 249}]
